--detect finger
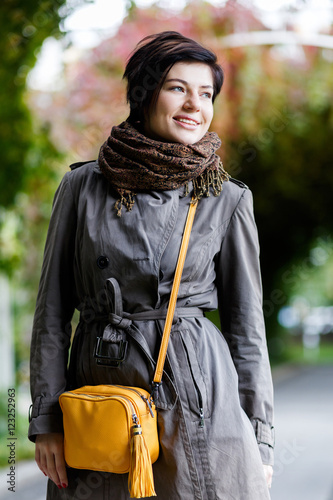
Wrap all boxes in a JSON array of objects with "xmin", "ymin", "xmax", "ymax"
[
  {"xmin": 35, "ymin": 445, "xmax": 40, "ymax": 466},
  {"xmin": 263, "ymin": 465, "xmax": 273, "ymax": 488},
  {"xmin": 45, "ymin": 448, "xmax": 68, "ymax": 489},
  {"xmin": 45, "ymin": 451, "xmax": 62, "ymax": 488},
  {"xmin": 35, "ymin": 445, "xmax": 47, "ymax": 477},
  {"xmin": 55, "ymin": 449, "xmax": 68, "ymax": 488}
]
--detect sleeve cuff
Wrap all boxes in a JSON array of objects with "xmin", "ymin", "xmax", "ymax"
[
  {"xmin": 28, "ymin": 413, "xmax": 64, "ymax": 442},
  {"xmin": 251, "ymin": 419, "xmax": 275, "ymax": 466},
  {"xmin": 259, "ymin": 442, "xmax": 274, "ymax": 466},
  {"xmin": 28, "ymin": 395, "xmax": 63, "ymax": 442}
]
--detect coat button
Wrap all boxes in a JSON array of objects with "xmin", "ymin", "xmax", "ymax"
[{"xmin": 96, "ymin": 256, "xmax": 109, "ymax": 269}]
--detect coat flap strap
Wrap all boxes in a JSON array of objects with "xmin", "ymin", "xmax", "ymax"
[{"xmin": 252, "ymin": 419, "xmax": 275, "ymax": 448}]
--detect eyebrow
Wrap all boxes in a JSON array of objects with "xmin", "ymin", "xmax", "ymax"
[{"xmin": 165, "ymin": 78, "xmax": 214, "ymax": 89}]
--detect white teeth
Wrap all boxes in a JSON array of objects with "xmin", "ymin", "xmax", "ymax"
[{"xmin": 177, "ymin": 118, "xmax": 198, "ymax": 125}]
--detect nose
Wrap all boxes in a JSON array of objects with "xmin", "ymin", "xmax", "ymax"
[{"xmin": 183, "ymin": 92, "xmax": 200, "ymax": 111}]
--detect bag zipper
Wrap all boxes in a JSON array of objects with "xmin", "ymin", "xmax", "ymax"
[
  {"xmin": 115, "ymin": 387, "xmax": 155, "ymax": 418},
  {"xmin": 66, "ymin": 392, "xmax": 140, "ymax": 425},
  {"xmin": 115, "ymin": 395, "xmax": 140, "ymax": 426},
  {"xmin": 67, "ymin": 393, "xmax": 104, "ymax": 399},
  {"xmin": 65, "ymin": 386, "xmax": 154, "ymax": 416}
]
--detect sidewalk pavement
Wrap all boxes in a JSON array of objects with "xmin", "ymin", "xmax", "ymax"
[{"xmin": 0, "ymin": 460, "xmax": 47, "ymax": 500}]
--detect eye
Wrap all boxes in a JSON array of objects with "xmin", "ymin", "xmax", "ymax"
[
  {"xmin": 201, "ymin": 91, "xmax": 212, "ymax": 99},
  {"xmin": 170, "ymin": 86, "xmax": 185, "ymax": 93}
]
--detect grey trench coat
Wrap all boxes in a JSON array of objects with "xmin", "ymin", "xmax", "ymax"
[{"xmin": 29, "ymin": 160, "xmax": 274, "ymax": 500}]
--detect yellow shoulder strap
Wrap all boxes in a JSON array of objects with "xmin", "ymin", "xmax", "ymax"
[{"xmin": 153, "ymin": 199, "xmax": 198, "ymax": 384}]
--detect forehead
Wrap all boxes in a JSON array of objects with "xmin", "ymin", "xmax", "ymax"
[{"xmin": 165, "ymin": 62, "xmax": 214, "ymax": 87}]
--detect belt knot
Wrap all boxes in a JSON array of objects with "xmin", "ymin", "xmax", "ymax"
[{"xmin": 108, "ymin": 312, "xmax": 132, "ymax": 329}]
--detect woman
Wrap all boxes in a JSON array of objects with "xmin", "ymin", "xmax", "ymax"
[{"xmin": 29, "ymin": 31, "xmax": 274, "ymax": 499}]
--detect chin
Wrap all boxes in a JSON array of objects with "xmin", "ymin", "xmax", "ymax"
[
  {"xmin": 170, "ymin": 132, "xmax": 203, "ymax": 145},
  {"xmin": 180, "ymin": 136, "xmax": 202, "ymax": 145}
]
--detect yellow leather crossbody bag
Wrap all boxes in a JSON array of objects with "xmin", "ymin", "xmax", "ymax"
[{"xmin": 59, "ymin": 200, "xmax": 197, "ymax": 498}]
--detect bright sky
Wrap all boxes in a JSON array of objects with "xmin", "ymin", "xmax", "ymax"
[{"xmin": 28, "ymin": 0, "xmax": 333, "ymax": 90}]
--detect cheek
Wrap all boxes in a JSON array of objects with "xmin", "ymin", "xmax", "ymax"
[
  {"xmin": 155, "ymin": 95, "xmax": 174, "ymax": 117},
  {"xmin": 204, "ymin": 106, "xmax": 214, "ymax": 127},
  {"xmin": 208, "ymin": 104, "xmax": 214, "ymax": 124},
  {"xmin": 150, "ymin": 101, "xmax": 168, "ymax": 127}
]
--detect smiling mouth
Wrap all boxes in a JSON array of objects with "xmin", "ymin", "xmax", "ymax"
[{"xmin": 173, "ymin": 116, "xmax": 200, "ymax": 127}]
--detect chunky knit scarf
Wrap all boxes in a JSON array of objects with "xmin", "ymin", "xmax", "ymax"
[{"xmin": 98, "ymin": 120, "xmax": 230, "ymax": 216}]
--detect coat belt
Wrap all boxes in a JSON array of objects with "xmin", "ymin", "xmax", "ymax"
[
  {"xmin": 118, "ymin": 307, "xmax": 204, "ymax": 323},
  {"xmin": 82, "ymin": 278, "xmax": 205, "ymax": 369},
  {"xmin": 80, "ymin": 306, "xmax": 204, "ymax": 326},
  {"xmin": 80, "ymin": 277, "xmax": 204, "ymax": 327}
]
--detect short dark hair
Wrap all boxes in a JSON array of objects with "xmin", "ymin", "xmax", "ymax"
[{"xmin": 123, "ymin": 31, "xmax": 224, "ymax": 124}]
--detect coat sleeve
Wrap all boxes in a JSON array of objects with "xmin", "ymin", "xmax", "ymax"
[
  {"xmin": 28, "ymin": 172, "xmax": 77, "ymax": 442},
  {"xmin": 216, "ymin": 187, "xmax": 274, "ymax": 465}
]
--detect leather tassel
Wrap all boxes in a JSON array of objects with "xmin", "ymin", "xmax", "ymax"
[{"xmin": 128, "ymin": 424, "xmax": 156, "ymax": 498}]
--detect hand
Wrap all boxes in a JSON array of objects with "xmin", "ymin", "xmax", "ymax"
[
  {"xmin": 263, "ymin": 464, "xmax": 273, "ymax": 489},
  {"xmin": 35, "ymin": 433, "xmax": 68, "ymax": 489}
]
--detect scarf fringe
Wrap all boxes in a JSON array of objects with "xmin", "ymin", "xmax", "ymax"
[
  {"xmin": 116, "ymin": 161, "xmax": 230, "ymax": 216},
  {"xmin": 115, "ymin": 190, "xmax": 136, "ymax": 217},
  {"xmin": 191, "ymin": 161, "xmax": 230, "ymax": 202}
]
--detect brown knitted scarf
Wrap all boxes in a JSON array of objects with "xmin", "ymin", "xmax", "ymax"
[{"xmin": 98, "ymin": 120, "xmax": 230, "ymax": 216}]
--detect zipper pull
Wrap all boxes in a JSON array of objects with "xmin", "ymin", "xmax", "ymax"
[
  {"xmin": 199, "ymin": 408, "xmax": 204, "ymax": 428},
  {"xmin": 141, "ymin": 395, "xmax": 155, "ymax": 418}
]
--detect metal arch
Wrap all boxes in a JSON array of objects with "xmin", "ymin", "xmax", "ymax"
[{"xmin": 219, "ymin": 30, "xmax": 333, "ymax": 49}]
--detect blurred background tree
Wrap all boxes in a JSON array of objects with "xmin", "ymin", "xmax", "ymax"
[
  {"xmin": 0, "ymin": 0, "xmax": 88, "ymax": 463},
  {"xmin": 0, "ymin": 0, "xmax": 95, "ymax": 205},
  {"xmin": 0, "ymin": 0, "xmax": 90, "ymax": 275}
]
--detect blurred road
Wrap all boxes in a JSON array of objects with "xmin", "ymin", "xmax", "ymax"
[
  {"xmin": 0, "ymin": 364, "xmax": 332, "ymax": 499},
  {"xmin": 0, "ymin": 460, "xmax": 47, "ymax": 500},
  {"xmin": 270, "ymin": 364, "xmax": 333, "ymax": 500}
]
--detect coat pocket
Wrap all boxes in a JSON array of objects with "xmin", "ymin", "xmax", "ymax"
[{"xmin": 172, "ymin": 329, "xmax": 210, "ymax": 424}]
